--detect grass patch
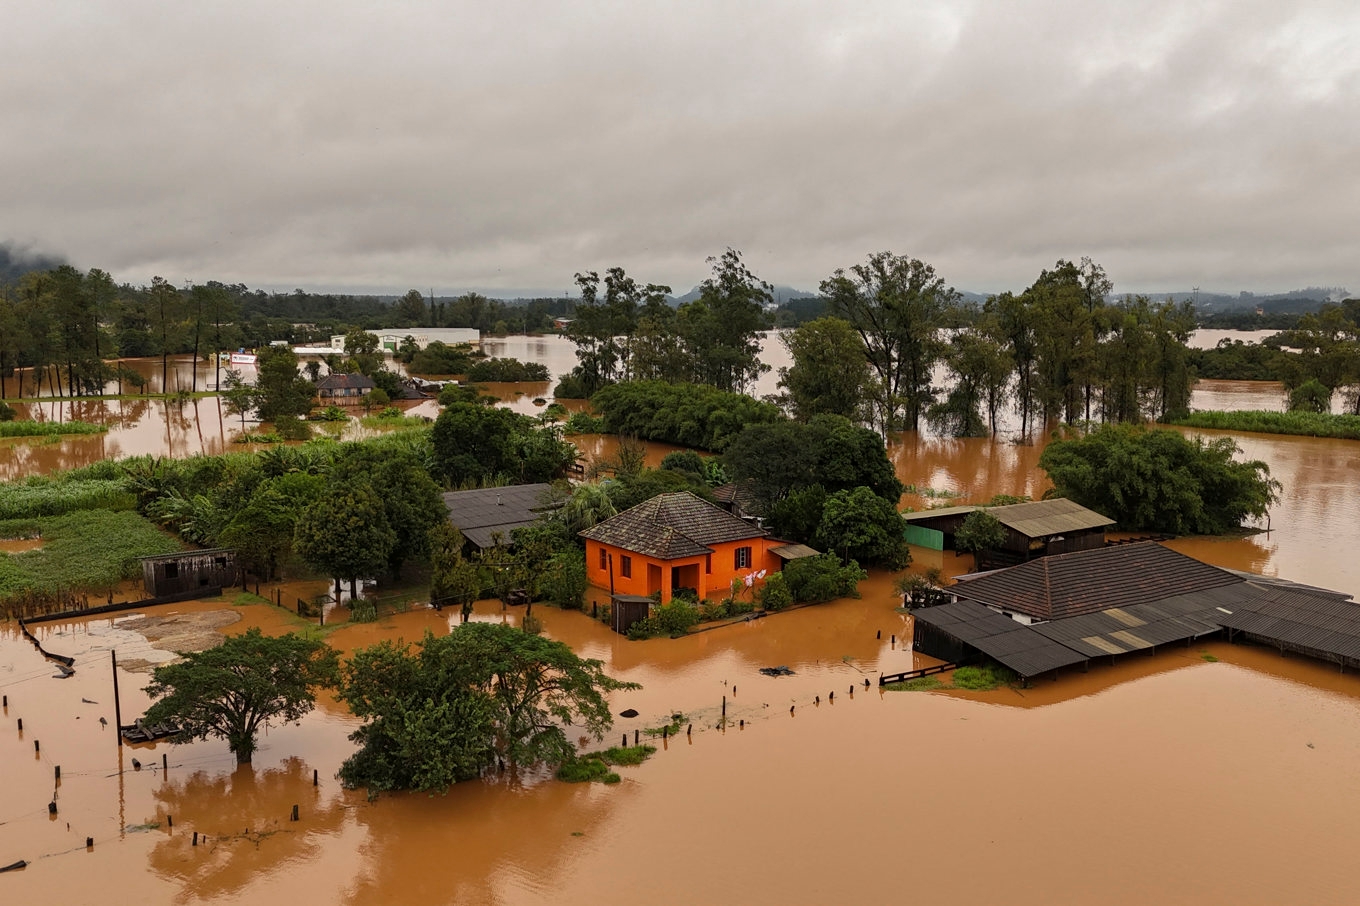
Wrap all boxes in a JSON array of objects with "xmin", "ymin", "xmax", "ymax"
[
  {"xmin": 1201, "ymin": 652, "xmax": 1219, "ymax": 662},
  {"xmin": 555, "ymin": 744, "xmax": 656, "ymax": 784},
  {"xmin": 359, "ymin": 413, "xmax": 428, "ymax": 430},
  {"xmin": 884, "ymin": 676, "xmax": 945, "ymax": 692},
  {"xmin": 951, "ymin": 664, "xmax": 1017, "ymax": 690},
  {"xmin": 883, "ymin": 662, "xmax": 1017, "ymax": 693},
  {"xmin": 643, "ymin": 714, "xmax": 685, "ymax": 738},
  {"xmin": 1169, "ymin": 410, "xmax": 1360, "ymax": 440},
  {"xmin": 233, "ymin": 432, "xmax": 284, "ymax": 444},
  {"xmin": 0, "ymin": 420, "xmax": 107, "ymax": 438},
  {"xmin": 233, "ymin": 592, "xmax": 271, "ymax": 606},
  {"xmin": 0, "ymin": 510, "xmax": 181, "ymax": 617}
]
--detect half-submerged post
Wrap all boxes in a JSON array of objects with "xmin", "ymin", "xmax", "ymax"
[{"xmin": 111, "ymin": 650, "xmax": 123, "ymax": 747}]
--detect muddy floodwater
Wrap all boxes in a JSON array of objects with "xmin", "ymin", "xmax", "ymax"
[
  {"xmin": 3, "ymin": 329, "xmax": 1360, "ymax": 902},
  {"xmin": 5, "ymin": 585, "xmax": 1360, "ymax": 905}
]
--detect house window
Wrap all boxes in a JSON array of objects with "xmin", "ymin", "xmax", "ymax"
[
  {"xmin": 164, "ymin": 562, "xmax": 179, "ymax": 579},
  {"xmin": 621, "ymin": 555, "xmax": 632, "ymax": 578},
  {"xmin": 734, "ymin": 547, "xmax": 752, "ymax": 569},
  {"xmin": 705, "ymin": 554, "xmax": 712, "ymax": 574},
  {"xmin": 599, "ymin": 548, "xmax": 607, "ymax": 570}
]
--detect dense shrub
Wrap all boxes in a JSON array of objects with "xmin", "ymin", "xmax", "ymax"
[
  {"xmin": 563, "ymin": 411, "xmax": 606, "ymax": 434},
  {"xmin": 407, "ymin": 341, "xmax": 477, "ymax": 375},
  {"xmin": 591, "ymin": 381, "xmax": 783, "ymax": 451},
  {"xmin": 782, "ymin": 554, "xmax": 867, "ymax": 604},
  {"xmin": 1168, "ymin": 410, "xmax": 1360, "ymax": 440},
  {"xmin": 466, "ymin": 358, "xmax": 550, "ymax": 382},
  {"xmin": 1039, "ymin": 424, "xmax": 1280, "ymax": 534},
  {"xmin": 0, "ymin": 419, "xmax": 106, "ymax": 437},
  {"xmin": 627, "ymin": 599, "xmax": 701, "ymax": 639}
]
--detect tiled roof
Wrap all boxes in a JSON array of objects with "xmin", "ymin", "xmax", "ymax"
[
  {"xmin": 953, "ymin": 541, "xmax": 1241, "ymax": 620},
  {"xmin": 580, "ymin": 492, "xmax": 768, "ymax": 560}
]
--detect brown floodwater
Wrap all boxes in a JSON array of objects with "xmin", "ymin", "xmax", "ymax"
[{"xmin": 6, "ymin": 577, "xmax": 1360, "ymax": 905}]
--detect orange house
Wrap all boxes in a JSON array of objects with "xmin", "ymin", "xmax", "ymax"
[{"xmin": 581, "ymin": 492, "xmax": 790, "ymax": 603}]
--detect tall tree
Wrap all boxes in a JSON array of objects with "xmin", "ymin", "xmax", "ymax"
[
  {"xmin": 142, "ymin": 628, "xmax": 339, "ymax": 764},
  {"xmin": 678, "ymin": 249, "xmax": 771, "ymax": 393},
  {"xmin": 821, "ymin": 252, "xmax": 958, "ymax": 433},
  {"xmin": 777, "ymin": 316, "xmax": 872, "ymax": 422},
  {"xmin": 148, "ymin": 276, "xmax": 182, "ymax": 393},
  {"xmin": 254, "ymin": 345, "xmax": 315, "ymax": 421},
  {"xmin": 295, "ymin": 479, "xmax": 397, "ymax": 599},
  {"xmin": 565, "ymin": 267, "xmax": 667, "ymax": 394}
]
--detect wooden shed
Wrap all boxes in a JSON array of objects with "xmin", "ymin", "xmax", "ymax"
[
  {"xmin": 610, "ymin": 594, "xmax": 653, "ymax": 635},
  {"xmin": 141, "ymin": 549, "xmax": 237, "ymax": 599}
]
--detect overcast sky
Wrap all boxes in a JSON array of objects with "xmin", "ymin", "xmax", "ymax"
[{"xmin": 3, "ymin": 1, "xmax": 1357, "ymax": 297}]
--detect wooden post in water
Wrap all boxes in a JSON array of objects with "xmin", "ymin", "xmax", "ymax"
[
  {"xmin": 193, "ymin": 832, "xmax": 198, "ymax": 847},
  {"xmin": 313, "ymin": 769, "xmax": 318, "ymax": 786},
  {"xmin": 111, "ymin": 650, "xmax": 123, "ymax": 747},
  {"xmin": 54, "ymin": 765, "xmax": 60, "ymax": 781},
  {"xmin": 86, "ymin": 837, "xmax": 93, "ymax": 849},
  {"xmin": 290, "ymin": 805, "xmax": 299, "ymax": 822},
  {"xmin": 16, "ymin": 718, "xmax": 21, "ymax": 731},
  {"xmin": 34, "ymin": 739, "xmax": 40, "ymax": 753},
  {"xmin": 162, "ymin": 753, "xmax": 168, "ymax": 771},
  {"xmin": 167, "ymin": 815, "xmax": 173, "ymax": 828},
  {"xmin": 721, "ymin": 695, "xmax": 726, "ymax": 717}
]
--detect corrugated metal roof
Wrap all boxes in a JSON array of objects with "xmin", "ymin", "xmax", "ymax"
[
  {"xmin": 770, "ymin": 543, "xmax": 820, "ymax": 560},
  {"xmin": 913, "ymin": 600, "xmax": 1089, "ymax": 678},
  {"xmin": 901, "ymin": 498, "xmax": 1114, "ymax": 538},
  {"xmin": 442, "ymin": 483, "xmax": 560, "ymax": 550},
  {"xmin": 1216, "ymin": 581, "xmax": 1360, "ymax": 660}
]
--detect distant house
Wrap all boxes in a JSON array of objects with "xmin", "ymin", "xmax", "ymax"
[
  {"xmin": 580, "ymin": 491, "xmax": 813, "ymax": 603},
  {"xmin": 901, "ymin": 498, "xmax": 1114, "ymax": 567},
  {"xmin": 442, "ymin": 483, "xmax": 561, "ymax": 552},
  {"xmin": 316, "ymin": 373, "xmax": 376, "ymax": 403}
]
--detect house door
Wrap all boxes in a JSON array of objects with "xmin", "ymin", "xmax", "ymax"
[{"xmin": 647, "ymin": 564, "xmax": 663, "ymax": 596}]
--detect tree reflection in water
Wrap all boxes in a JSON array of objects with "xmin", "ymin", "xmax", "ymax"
[{"xmin": 148, "ymin": 757, "xmax": 347, "ymax": 900}]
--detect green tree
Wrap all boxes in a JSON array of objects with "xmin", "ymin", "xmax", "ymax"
[
  {"xmin": 565, "ymin": 267, "xmax": 668, "ymax": 394},
  {"xmin": 930, "ymin": 322, "xmax": 1012, "ymax": 437},
  {"xmin": 343, "ymin": 328, "xmax": 384, "ymax": 377},
  {"xmin": 821, "ymin": 252, "xmax": 958, "ymax": 433},
  {"xmin": 431, "ymin": 402, "xmax": 574, "ymax": 486},
  {"xmin": 339, "ymin": 623, "xmax": 637, "ymax": 792},
  {"xmin": 1289, "ymin": 378, "xmax": 1332, "ymax": 413},
  {"xmin": 1038, "ymin": 424, "xmax": 1280, "ymax": 534},
  {"xmin": 429, "ymin": 523, "xmax": 483, "ymax": 621},
  {"xmin": 142, "ymin": 628, "xmax": 339, "ymax": 764},
  {"xmin": 955, "ymin": 509, "xmax": 1007, "ymax": 554},
  {"xmin": 220, "ymin": 368, "xmax": 259, "ymax": 429},
  {"xmin": 777, "ymin": 316, "xmax": 872, "ymax": 421},
  {"xmin": 254, "ymin": 345, "xmax": 315, "ymax": 421},
  {"xmin": 677, "ymin": 249, "xmax": 771, "ymax": 393},
  {"xmin": 395, "ymin": 289, "xmax": 427, "ymax": 326},
  {"xmin": 814, "ymin": 486, "xmax": 909, "ymax": 568},
  {"xmin": 294, "ymin": 480, "xmax": 396, "ymax": 598}
]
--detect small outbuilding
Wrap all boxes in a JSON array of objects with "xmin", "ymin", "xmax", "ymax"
[
  {"xmin": 141, "ymin": 549, "xmax": 237, "ymax": 599},
  {"xmin": 902, "ymin": 498, "xmax": 1114, "ymax": 566}
]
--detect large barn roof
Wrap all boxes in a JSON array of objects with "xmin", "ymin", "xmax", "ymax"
[
  {"xmin": 580, "ymin": 492, "xmax": 767, "ymax": 560},
  {"xmin": 953, "ymin": 541, "xmax": 1241, "ymax": 620}
]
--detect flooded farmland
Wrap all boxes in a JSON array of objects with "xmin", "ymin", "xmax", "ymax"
[{"xmin": 2, "ymin": 330, "xmax": 1360, "ymax": 903}]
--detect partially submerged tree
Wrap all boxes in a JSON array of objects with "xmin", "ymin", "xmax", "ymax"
[
  {"xmin": 1038, "ymin": 424, "xmax": 1280, "ymax": 535},
  {"xmin": 339, "ymin": 623, "xmax": 638, "ymax": 793},
  {"xmin": 142, "ymin": 628, "xmax": 339, "ymax": 764}
]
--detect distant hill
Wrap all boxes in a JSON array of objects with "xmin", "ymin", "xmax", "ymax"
[
  {"xmin": 1144, "ymin": 287, "xmax": 1350, "ymax": 316},
  {"xmin": 668, "ymin": 283, "xmax": 819, "ymax": 308}
]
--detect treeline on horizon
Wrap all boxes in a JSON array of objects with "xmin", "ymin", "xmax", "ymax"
[
  {"xmin": 558, "ymin": 250, "xmax": 1360, "ymax": 433},
  {"xmin": 0, "ymin": 246, "xmax": 1356, "ymax": 414}
]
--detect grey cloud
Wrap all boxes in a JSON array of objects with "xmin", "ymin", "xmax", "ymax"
[{"xmin": 1, "ymin": 0, "xmax": 1356, "ymax": 296}]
